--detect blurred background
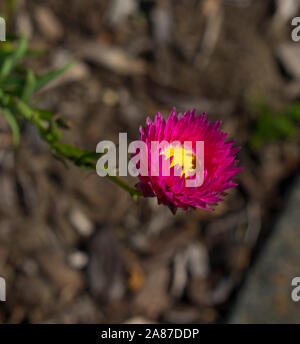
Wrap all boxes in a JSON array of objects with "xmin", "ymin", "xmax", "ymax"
[{"xmin": 0, "ymin": 0, "xmax": 300, "ymax": 324}]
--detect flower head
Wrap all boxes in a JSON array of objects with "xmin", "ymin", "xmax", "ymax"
[{"xmin": 136, "ymin": 108, "xmax": 242, "ymax": 213}]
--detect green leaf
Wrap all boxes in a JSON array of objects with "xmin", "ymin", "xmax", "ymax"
[
  {"xmin": 11, "ymin": 97, "xmax": 33, "ymax": 120},
  {"xmin": 1, "ymin": 107, "xmax": 20, "ymax": 147},
  {"xmin": 53, "ymin": 143, "xmax": 84, "ymax": 158},
  {"xmin": 285, "ymin": 103, "xmax": 300, "ymax": 120},
  {"xmin": 0, "ymin": 35, "xmax": 27, "ymax": 81},
  {"xmin": 21, "ymin": 69, "xmax": 36, "ymax": 102},
  {"xmin": 0, "ymin": 75, "xmax": 24, "ymax": 89},
  {"xmin": 34, "ymin": 62, "xmax": 76, "ymax": 91},
  {"xmin": 25, "ymin": 48, "xmax": 47, "ymax": 57},
  {"xmin": 273, "ymin": 115, "xmax": 296, "ymax": 138},
  {"xmin": 33, "ymin": 108, "xmax": 71, "ymax": 129}
]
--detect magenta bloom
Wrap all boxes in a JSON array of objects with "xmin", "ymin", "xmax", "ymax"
[{"xmin": 136, "ymin": 108, "xmax": 242, "ymax": 213}]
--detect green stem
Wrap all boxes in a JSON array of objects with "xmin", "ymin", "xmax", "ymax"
[{"xmin": 108, "ymin": 176, "xmax": 142, "ymax": 198}]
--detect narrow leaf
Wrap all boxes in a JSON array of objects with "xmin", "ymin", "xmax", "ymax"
[
  {"xmin": 34, "ymin": 62, "xmax": 75, "ymax": 91},
  {"xmin": 1, "ymin": 107, "xmax": 20, "ymax": 147},
  {"xmin": 22, "ymin": 69, "xmax": 36, "ymax": 102},
  {"xmin": 0, "ymin": 35, "xmax": 27, "ymax": 80}
]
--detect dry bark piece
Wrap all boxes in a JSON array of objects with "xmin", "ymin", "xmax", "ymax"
[
  {"xmin": 107, "ymin": 0, "xmax": 137, "ymax": 25},
  {"xmin": 76, "ymin": 42, "xmax": 147, "ymax": 76},
  {"xmin": 69, "ymin": 208, "xmax": 94, "ymax": 237},
  {"xmin": 38, "ymin": 251, "xmax": 84, "ymax": 298},
  {"xmin": 87, "ymin": 227, "xmax": 126, "ymax": 302},
  {"xmin": 272, "ymin": 0, "xmax": 300, "ymax": 30},
  {"xmin": 68, "ymin": 251, "xmax": 89, "ymax": 270},
  {"xmin": 133, "ymin": 265, "xmax": 171, "ymax": 319},
  {"xmin": 170, "ymin": 242, "xmax": 209, "ymax": 298},
  {"xmin": 277, "ymin": 43, "xmax": 300, "ymax": 80},
  {"xmin": 45, "ymin": 295, "xmax": 103, "ymax": 324},
  {"xmin": 163, "ymin": 304, "xmax": 216, "ymax": 324},
  {"xmin": 34, "ymin": 6, "xmax": 63, "ymax": 41},
  {"xmin": 124, "ymin": 317, "xmax": 156, "ymax": 324},
  {"xmin": 151, "ymin": 4, "xmax": 173, "ymax": 45},
  {"xmin": 16, "ymin": 9, "xmax": 33, "ymax": 39}
]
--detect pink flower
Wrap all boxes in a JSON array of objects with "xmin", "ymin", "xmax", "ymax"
[{"xmin": 136, "ymin": 108, "xmax": 242, "ymax": 213}]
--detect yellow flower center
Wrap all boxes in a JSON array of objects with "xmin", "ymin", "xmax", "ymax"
[{"xmin": 161, "ymin": 144, "xmax": 196, "ymax": 178}]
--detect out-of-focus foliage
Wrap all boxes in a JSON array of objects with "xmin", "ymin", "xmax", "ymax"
[{"xmin": 250, "ymin": 99, "xmax": 300, "ymax": 149}]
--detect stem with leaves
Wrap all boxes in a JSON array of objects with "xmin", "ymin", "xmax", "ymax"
[{"xmin": 0, "ymin": 36, "xmax": 142, "ymax": 198}]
